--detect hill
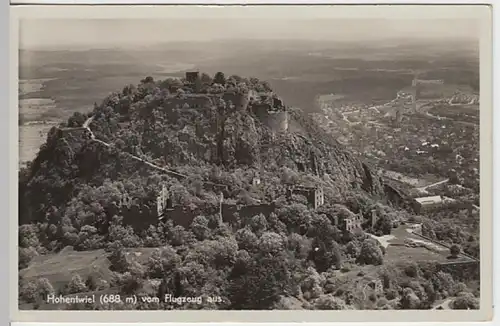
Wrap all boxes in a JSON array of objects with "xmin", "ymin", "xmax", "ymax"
[
  {"xmin": 20, "ymin": 72, "xmax": 385, "ymax": 225},
  {"xmin": 18, "ymin": 71, "xmax": 479, "ymax": 311}
]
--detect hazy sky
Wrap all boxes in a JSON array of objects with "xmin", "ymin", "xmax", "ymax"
[{"xmin": 19, "ymin": 18, "xmax": 480, "ymax": 50}]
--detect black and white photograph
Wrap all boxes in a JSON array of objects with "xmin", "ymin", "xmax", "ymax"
[{"xmin": 12, "ymin": 4, "xmax": 492, "ymax": 321}]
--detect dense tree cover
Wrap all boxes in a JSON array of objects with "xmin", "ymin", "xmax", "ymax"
[
  {"xmin": 18, "ymin": 72, "xmax": 479, "ymax": 310},
  {"xmin": 419, "ymin": 209, "xmax": 479, "ymax": 259}
]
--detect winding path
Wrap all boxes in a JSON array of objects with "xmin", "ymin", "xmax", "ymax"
[
  {"xmin": 81, "ymin": 116, "xmax": 222, "ymax": 185},
  {"xmin": 416, "ymin": 178, "xmax": 450, "ymax": 192}
]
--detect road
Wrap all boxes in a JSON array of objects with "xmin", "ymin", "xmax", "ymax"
[
  {"xmin": 432, "ymin": 298, "xmax": 452, "ymax": 310},
  {"xmin": 416, "ymin": 178, "xmax": 450, "ymax": 192}
]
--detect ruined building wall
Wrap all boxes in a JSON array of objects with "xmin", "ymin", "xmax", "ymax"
[
  {"xmin": 163, "ymin": 95, "xmax": 213, "ymax": 110},
  {"xmin": 251, "ymin": 105, "xmax": 288, "ymax": 134},
  {"xmin": 159, "ymin": 202, "xmax": 277, "ymax": 229},
  {"xmin": 121, "ymin": 203, "xmax": 159, "ymax": 232},
  {"xmin": 222, "ymin": 92, "xmax": 250, "ymax": 111}
]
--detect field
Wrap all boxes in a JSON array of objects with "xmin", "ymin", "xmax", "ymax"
[
  {"xmin": 381, "ymin": 170, "xmax": 443, "ymax": 189},
  {"xmin": 19, "ymin": 123, "xmax": 57, "ymax": 166},
  {"xmin": 20, "ymin": 247, "xmax": 159, "ymax": 292},
  {"xmin": 428, "ymin": 104, "xmax": 480, "ymax": 124},
  {"xmin": 371, "ymin": 225, "xmax": 475, "ymax": 264}
]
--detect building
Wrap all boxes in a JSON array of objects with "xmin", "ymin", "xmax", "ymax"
[
  {"xmin": 338, "ymin": 213, "xmax": 363, "ymax": 233},
  {"xmin": 156, "ymin": 184, "xmax": 172, "ymax": 217},
  {"xmin": 412, "ymin": 195, "xmax": 456, "ymax": 214},
  {"xmin": 287, "ymin": 185, "xmax": 324, "ymax": 209}
]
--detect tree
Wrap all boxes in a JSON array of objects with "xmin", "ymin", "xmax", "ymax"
[
  {"xmin": 191, "ymin": 215, "xmax": 210, "ymax": 241},
  {"xmin": 67, "ymin": 112, "xmax": 87, "ymax": 127},
  {"xmin": 214, "ymin": 72, "xmax": 226, "ymax": 85},
  {"xmin": 258, "ymin": 232, "xmax": 285, "ymax": 255},
  {"xmin": 373, "ymin": 214, "xmax": 393, "ymax": 235},
  {"xmin": 229, "ymin": 252, "xmax": 294, "ymax": 309},
  {"xmin": 120, "ymin": 272, "xmax": 143, "ymax": 295},
  {"xmin": 141, "ymin": 76, "xmax": 154, "ymax": 84},
  {"xmin": 313, "ymin": 294, "xmax": 350, "ymax": 310},
  {"xmin": 310, "ymin": 238, "xmax": 343, "ymax": 272},
  {"xmin": 65, "ymin": 274, "xmax": 88, "ymax": 294},
  {"xmin": 19, "ymin": 247, "xmax": 37, "ymax": 270},
  {"xmin": 200, "ymin": 73, "xmax": 213, "ymax": 85},
  {"xmin": 400, "ymin": 288, "xmax": 421, "ymax": 309},
  {"xmin": 235, "ymin": 227, "xmax": 259, "ymax": 252},
  {"xmin": 19, "ymin": 281, "xmax": 38, "ymax": 303},
  {"xmin": 147, "ymin": 246, "xmax": 181, "ymax": 279},
  {"xmin": 450, "ymin": 244, "xmax": 461, "ymax": 259},
  {"xmin": 85, "ymin": 275, "xmax": 98, "ymax": 291},
  {"xmin": 36, "ymin": 278, "xmax": 55, "ymax": 300},
  {"xmin": 108, "ymin": 245, "xmax": 130, "ymax": 273},
  {"xmin": 451, "ymin": 293, "xmax": 479, "ymax": 310},
  {"xmin": 248, "ymin": 214, "xmax": 268, "ymax": 236},
  {"xmin": 357, "ymin": 239, "xmax": 384, "ymax": 265}
]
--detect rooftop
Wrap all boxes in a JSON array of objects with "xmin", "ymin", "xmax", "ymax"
[
  {"xmin": 414, "ymin": 195, "xmax": 442, "ymax": 204},
  {"xmin": 414, "ymin": 195, "xmax": 456, "ymax": 205}
]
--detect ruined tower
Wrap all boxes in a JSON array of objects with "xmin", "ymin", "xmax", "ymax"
[
  {"xmin": 156, "ymin": 184, "xmax": 170, "ymax": 217},
  {"xmin": 218, "ymin": 192, "xmax": 224, "ymax": 225}
]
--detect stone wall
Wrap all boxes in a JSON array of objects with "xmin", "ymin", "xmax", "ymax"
[
  {"xmin": 158, "ymin": 202, "xmax": 277, "ymax": 229},
  {"xmin": 222, "ymin": 92, "xmax": 250, "ymax": 111},
  {"xmin": 221, "ymin": 203, "xmax": 276, "ymax": 225},
  {"xmin": 121, "ymin": 203, "xmax": 159, "ymax": 232},
  {"xmin": 163, "ymin": 95, "xmax": 213, "ymax": 110}
]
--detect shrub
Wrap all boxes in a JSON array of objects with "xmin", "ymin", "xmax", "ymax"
[
  {"xmin": 313, "ymin": 294, "xmax": 350, "ymax": 310},
  {"xmin": 451, "ymin": 293, "xmax": 479, "ymax": 310},
  {"xmin": 19, "ymin": 247, "xmax": 37, "ymax": 270},
  {"xmin": 19, "ymin": 281, "xmax": 38, "ymax": 303},
  {"xmin": 450, "ymin": 244, "xmax": 461, "ymax": 258},
  {"xmin": 404, "ymin": 263, "xmax": 420, "ymax": 278}
]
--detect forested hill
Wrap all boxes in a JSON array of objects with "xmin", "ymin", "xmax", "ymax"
[
  {"xmin": 20, "ymin": 71, "xmax": 478, "ymax": 311},
  {"xmin": 20, "ymin": 72, "xmax": 392, "ymax": 225}
]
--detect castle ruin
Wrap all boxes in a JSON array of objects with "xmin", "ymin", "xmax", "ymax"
[{"xmin": 287, "ymin": 185, "xmax": 324, "ymax": 209}]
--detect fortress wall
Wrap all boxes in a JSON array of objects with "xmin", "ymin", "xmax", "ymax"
[
  {"xmin": 157, "ymin": 203, "xmax": 276, "ymax": 230},
  {"xmin": 252, "ymin": 104, "xmax": 272, "ymax": 120},
  {"xmin": 163, "ymin": 95, "xmax": 213, "ymax": 110},
  {"xmin": 222, "ymin": 92, "xmax": 250, "ymax": 111},
  {"xmin": 121, "ymin": 204, "xmax": 159, "ymax": 232},
  {"xmin": 157, "ymin": 202, "xmax": 277, "ymax": 230},
  {"xmin": 162, "ymin": 206, "xmax": 199, "ymax": 228},
  {"xmin": 221, "ymin": 203, "xmax": 276, "ymax": 225}
]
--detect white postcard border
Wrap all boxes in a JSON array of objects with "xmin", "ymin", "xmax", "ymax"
[{"xmin": 8, "ymin": 3, "xmax": 495, "ymax": 324}]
